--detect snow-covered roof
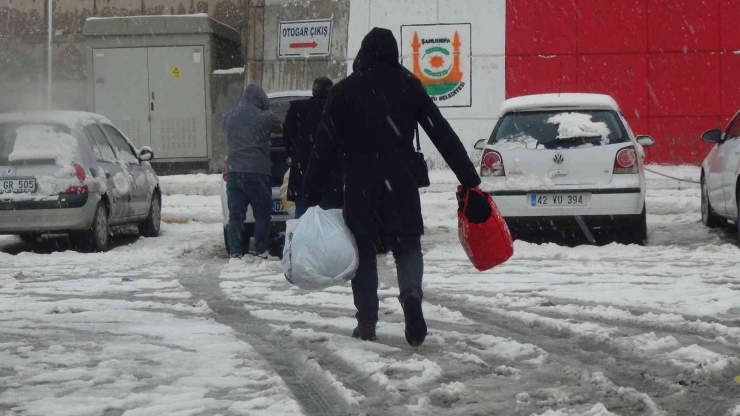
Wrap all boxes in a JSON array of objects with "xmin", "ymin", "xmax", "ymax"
[
  {"xmin": 212, "ymin": 67, "xmax": 245, "ymax": 75},
  {"xmin": 500, "ymin": 94, "xmax": 620, "ymax": 116},
  {"xmin": 0, "ymin": 111, "xmax": 110, "ymax": 130},
  {"xmin": 83, "ymin": 14, "xmax": 239, "ymax": 43},
  {"xmin": 268, "ymin": 91, "xmax": 312, "ymax": 99}
]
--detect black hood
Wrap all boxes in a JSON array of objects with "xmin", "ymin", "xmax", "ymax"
[{"xmin": 353, "ymin": 27, "xmax": 400, "ymax": 71}]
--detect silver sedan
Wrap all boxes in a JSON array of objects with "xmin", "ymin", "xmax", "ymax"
[{"xmin": 0, "ymin": 111, "xmax": 161, "ymax": 252}]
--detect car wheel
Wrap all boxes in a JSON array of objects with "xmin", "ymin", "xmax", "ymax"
[
  {"xmin": 630, "ymin": 205, "xmax": 648, "ymax": 246},
  {"xmin": 701, "ymin": 176, "xmax": 719, "ymax": 228},
  {"xmin": 267, "ymin": 232, "xmax": 284, "ymax": 259},
  {"xmin": 19, "ymin": 234, "xmax": 38, "ymax": 243},
  {"xmin": 224, "ymin": 223, "xmax": 254, "ymax": 257},
  {"xmin": 138, "ymin": 192, "xmax": 161, "ymax": 237},
  {"xmin": 76, "ymin": 202, "xmax": 109, "ymax": 252}
]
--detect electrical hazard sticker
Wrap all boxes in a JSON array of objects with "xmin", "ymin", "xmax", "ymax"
[{"xmin": 171, "ymin": 67, "xmax": 181, "ymax": 80}]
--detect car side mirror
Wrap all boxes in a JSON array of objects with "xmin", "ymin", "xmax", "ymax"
[
  {"xmin": 139, "ymin": 146, "xmax": 154, "ymax": 162},
  {"xmin": 474, "ymin": 139, "xmax": 487, "ymax": 150},
  {"xmin": 702, "ymin": 129, "xmax": 722, "ymax": 144},
  {"xmin": 635, "ymin": 135, "xmax": 655, "ymax": 147}
]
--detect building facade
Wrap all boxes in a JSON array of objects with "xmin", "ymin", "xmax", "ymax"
[{"xmin": 2, "ymin": 0, "xmax": 739, "ymax": 165}]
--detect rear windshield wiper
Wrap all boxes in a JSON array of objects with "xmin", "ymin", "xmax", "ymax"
[{"xmin": 543, "ymin": 135, "xmax": 603, "ymax": 149}]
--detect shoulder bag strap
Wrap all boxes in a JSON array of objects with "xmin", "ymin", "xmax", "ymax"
[{"xmin": 415, "ymin": 125, "xmax": 421, "ymax": 152}]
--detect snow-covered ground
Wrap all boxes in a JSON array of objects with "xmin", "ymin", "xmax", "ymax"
[{"xmin": 2, "ymin": 165, "xmax": 740, "ymax": 416}]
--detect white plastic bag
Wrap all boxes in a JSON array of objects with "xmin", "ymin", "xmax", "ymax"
[{"xmin": 282, "ymin": 207, "xmax": 359, "ymax": 290}]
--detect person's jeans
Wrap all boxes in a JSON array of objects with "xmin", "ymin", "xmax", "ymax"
[
  {"xmin": 352, "ymin": 234, "xmax": 423, "ymax": 326},
  {"xmin": 226, "ymin": 172, "xmax": 272, "ymax": 257}
]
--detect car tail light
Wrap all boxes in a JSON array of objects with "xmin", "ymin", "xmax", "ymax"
[
  {"xmin": 481, "ymin": 149, "xmax": 505, "ymax": 177},
  {"xmin": 64, "ymin": 163, "xmax": 88, "ymax": 194},
  {"xmin": 614, "ymin": 146, "xmax": 638, "ymax": 174},
  {"xmin": 222, "ymin": 161, "xmax": 228, "ymax": 182}
]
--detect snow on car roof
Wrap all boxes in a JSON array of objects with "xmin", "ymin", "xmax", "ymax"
[
  {"xmin": 268, "ymin": 91, "xmax": 312, "ymax": 99},
  {"xmin": 500, "ymin": 94, "xmax": 620, "ymax": 116},
  {"xmin": 0, "ymin": 111, "xmax": 110, "ymax": 130}
]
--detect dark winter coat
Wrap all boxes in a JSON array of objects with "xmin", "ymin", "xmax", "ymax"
[
  {"xmin": 303, "ymin": 28, "xmax": 480, "ymax": 237},
  {"xmin": 283, "ymin": 97, "xmax": 343, "ymax": 203},
  {"xmin": 223, "ymin": 84, "xmax": 281, "ymax": 175}
]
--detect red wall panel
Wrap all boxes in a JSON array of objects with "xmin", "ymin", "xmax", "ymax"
[
  {"xmin": 577, "ymin": 0, "xmax": 647, "ymax": 54},
  {"xmin": 506, "ymin": 0, "xmax": 577, "ymax": 56},
  {"xmin": 506, "ymin": 56, "xmax": 577, "ymax": 98},
  {"xmin": 647, "ymin": 53, "xmax": 721, "ymax": 117},
  {"xmin": 648, "ymin": 0, "xmax": 720, "ymax": 53},
  {"xmin": 625, "ymin": 118, "xmax": 649, "ymax": 136},
  {"xmin": 648, "ymin": 117, "xmax": 721, "ymax": 164},
  {"xmin": 504, "ymin": 0, "xmax": 731, "ymax": 164},
  {"xmin": 722, "ymin": 53, "xmax": 740, "ymax": 117},
  {"xmin": 578, "ymin": 55, "xmax": 648, "ymax": 119},
  {"xmin": 720, "ymin": 0, "xmax": 740, "ymax": 51}
]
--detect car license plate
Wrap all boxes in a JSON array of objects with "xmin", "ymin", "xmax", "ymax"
[
  {"xmin": 272, "ymin": 200, "xmax": 285, "ymax": 213},
  {"xmin": 0, "ymin": 178, "xmax": 36, "ymax": 194},
  {"xmin": 530, "ymin": 193, "xmax": 589, "ymax": 207}
]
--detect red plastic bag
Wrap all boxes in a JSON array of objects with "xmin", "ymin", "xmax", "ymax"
[{"xmin": 457, "ymin": 186, "xmax": 514, "ymax": 271}]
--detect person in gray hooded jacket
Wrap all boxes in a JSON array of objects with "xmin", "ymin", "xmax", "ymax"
[{"xmin": 223, "ymin": 84, "xmax": 282, "ymax": 259}]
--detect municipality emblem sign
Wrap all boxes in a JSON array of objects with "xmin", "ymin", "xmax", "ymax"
[{"xmin": 401, "ymin": 23, "xmax": 472, "ymax": 108}]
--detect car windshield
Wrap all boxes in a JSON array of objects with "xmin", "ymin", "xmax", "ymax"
[
  {"xmin": 490, "ymin": 110, "xmax": 628, "ymax": 150},
  {"xmin": 0, "ymin": 123, "xmax": 73, "ymax": 164},
  {"xmin": 269, "ymin": 96, "xmax": 310, "ymax": 124},
  {"xmin": 268, "ymin": 95, "xmax": 310, "ymax": 185}
]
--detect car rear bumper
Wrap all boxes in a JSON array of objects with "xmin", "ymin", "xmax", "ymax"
[
  {"xmin": 489, "ymin": 188, "xmax": 645, "ymax": 217},
  {"xmin": 505, "ymin": 213, "xmax": 643, "ymax": 233},
  {"xmin": 0, "ymin": 193, "xmax": 97, "ymax": 234}
]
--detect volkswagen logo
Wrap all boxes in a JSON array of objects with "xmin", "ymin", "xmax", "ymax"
[
  {"xmin": 553, "ymin": 153, "xmax": 564, "ymax": 165},
  {"xmin": 3, "ymin": 167, "xmax": 14, "ymax": 177}
]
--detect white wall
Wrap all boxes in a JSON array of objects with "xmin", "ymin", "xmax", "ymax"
[{"xmin": 347, "ymin": 0, "xmax": 506, "ymax": 164}]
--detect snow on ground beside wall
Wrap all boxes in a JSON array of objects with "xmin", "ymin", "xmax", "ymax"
[{"xmin": 159, "ymin": 173, "xmax": 223, "ymax": 196}]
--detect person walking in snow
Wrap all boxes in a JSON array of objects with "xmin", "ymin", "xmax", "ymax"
[
  {"xmin": 283, "ymin": 76, "xmax": 343, "ymax": 218},
  {"xmin": 223, "ymin": 84, "xmax": 282, "ymax": 260},
  {"xmin": 302, "ymin": 28, "xmax": 481, "ymax": 346}
]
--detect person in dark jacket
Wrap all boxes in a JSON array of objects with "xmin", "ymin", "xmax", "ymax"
[
  {"xmin": 223, "ymin": 84, "xmax": 282, "ymax": 260},
  {"xmin": 302, "ymin": 28, "xmax": 481, "ymax": 346},
  {"xmin": 283, "ymin": 77, "xmax": 342, "ymax": 218}
]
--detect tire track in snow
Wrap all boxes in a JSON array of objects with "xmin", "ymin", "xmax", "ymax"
[
  {"xmin": 176, "ymin": 261, "xmax": 418, "ymax": 416},
  {"xmin": 427, "ymin": 293, "xmax": 740, "ymax": 416}
]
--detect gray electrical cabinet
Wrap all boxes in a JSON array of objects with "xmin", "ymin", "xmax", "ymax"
[{"xmin": 84, "ymin": 15, "xmax": 242, "ymax": 172}]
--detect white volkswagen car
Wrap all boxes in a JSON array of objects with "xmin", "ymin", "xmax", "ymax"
[
  {"xmin": 475, "ymin": 94, "xmax": 655, "ymax": 245},
  {"xmin": 700, "ymin": 108, "xmax": 740, "ymax": 240},
  {"xmin": 221, "ymin": 91, "xmax": 311, "ymax": 256}
]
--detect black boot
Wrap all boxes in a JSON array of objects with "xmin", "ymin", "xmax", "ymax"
[
  {"xmin": 352, "ymin": 324, "xmax": 378, "ymax": 341},
  {"xmin": 401, "ymin": 294, "xmax": 427, "ymax": 347}
]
